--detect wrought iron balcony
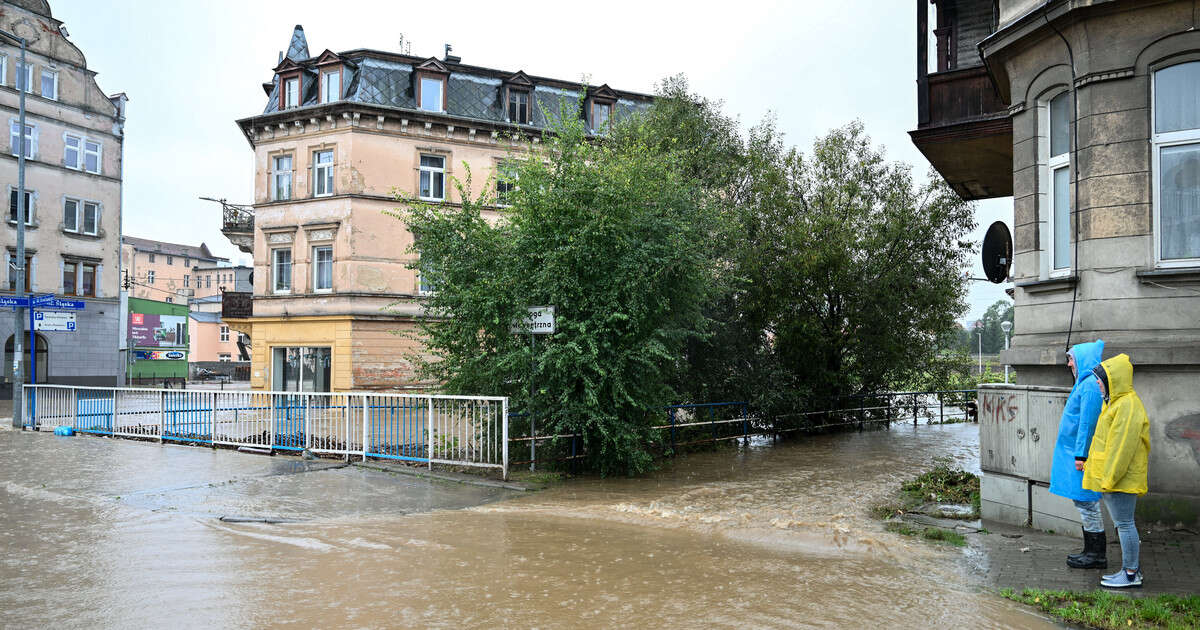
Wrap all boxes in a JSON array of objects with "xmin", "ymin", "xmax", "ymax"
[{"xmin": 203, "ymin": 197, "xmax": 255, "ymax": 254}]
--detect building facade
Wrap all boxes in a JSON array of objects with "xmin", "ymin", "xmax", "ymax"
[
  {"xmin": 121, "ymin": 236, "xmax": 227, "ymax": 303},
  {"xmin": 222, "ymin": 26, "xmax": 651, "ymax": 393},
  {"xmin": 0, "ymin": 0, "xmax": 125, "ymax": 389},
  {"xmin": 913, "ymin": 0, "xmax": 1200, "ymax": 525}
]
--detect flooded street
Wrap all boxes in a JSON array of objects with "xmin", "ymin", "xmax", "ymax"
[{"xmin": 0, "ymin": 424, "xmax": 1058, "ymax": 629}]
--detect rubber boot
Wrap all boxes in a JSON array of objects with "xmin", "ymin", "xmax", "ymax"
[
  {"xmin": 1067, "ymin": 530, "xmax": 1107, "ymax": 569},
  {"xmin": 1066, "ymin": 526, "xmax": 1089, "ymax": 563}
]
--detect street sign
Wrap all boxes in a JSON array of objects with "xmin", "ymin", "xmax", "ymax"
[
  {"xmin": 29, "ymin": 293, "xmax": 55, "ymax": 307},
  {"xmin": 34, "ymin": 311, "xmax": 76, "ymax": 332},
  {"xmin": 0, "ymin": 296, "xmax": 29, "ymax": 308},
  {"xmin": 510, "ymin": 306, "xmax": 555, "ymax": 335},
  {"xmin": 38, "ymin": 297, "xmax": 85, "ymax": 310}
]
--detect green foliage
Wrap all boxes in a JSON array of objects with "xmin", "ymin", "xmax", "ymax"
[
  {"xmin": 1002, "ymin": 588, "xmax": 1200, "ymax": 630},
  {"xmin": 948, "ymin": 299, "xmax": 1014, "ymax": 355},
  {"xmin": 884, "ymin": 522, "xmax": 967, "ymax": 547},
  {"xmin": 396, "ymin": 93, "xmax": 718, "ymax": 476},
  {"xmin": 900, "ymin": 458, "xmax": 980, "ymax": 509}
]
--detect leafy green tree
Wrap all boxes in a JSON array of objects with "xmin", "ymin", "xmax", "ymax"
[
  {"xmin": 718, "ymin": 121, "xmax": 978, "ymax": 417},
  {"xmin": 397, "ymin": 100, "xmax": 719, "ymax": 476}
]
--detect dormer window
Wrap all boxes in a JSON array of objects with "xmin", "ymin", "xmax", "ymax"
[
  {"xmin": 284, "ymin": 78, "xmax": 300, "ymax": 109},
  {"xmin": 322, "ymin": 70, "xmax": 341, "ymax": 103},
  {"xmin": 420, "ymin": 76, "xmax": 444, "ymax": 112},
  {"xmin": 587, "ymin": 85, "xmax": 618, "ymax": 133},
  {"xmin": 508, "ymin": 90, "xmax": 529, "ymax": 124}
]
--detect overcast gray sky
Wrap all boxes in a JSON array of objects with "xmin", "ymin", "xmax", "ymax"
[{"xmin": 55, "ymin": 0, "xmax": 1010, "ymax": 322}]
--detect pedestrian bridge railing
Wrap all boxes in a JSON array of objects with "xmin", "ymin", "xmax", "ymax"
[{"xmin": 22, "ymin": 384, "xmax": 509, "ymax": 479}]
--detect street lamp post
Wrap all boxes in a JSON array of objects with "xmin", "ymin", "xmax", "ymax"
[
  {"xmin": 1000, "ymin": 320, "xmax": 1013, "ymax": 383},
  {"xmin": 1, "ymin": 29, "xmax": 28, "ymax": 429},
  {"xmin": 974, "ymin": 320, "xmax": 984, "ymax": 376}
]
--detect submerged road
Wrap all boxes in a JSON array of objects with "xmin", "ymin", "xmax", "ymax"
[{"xmin": 0, "ymin": 422, "xmax": 1060, "ymax": 629}]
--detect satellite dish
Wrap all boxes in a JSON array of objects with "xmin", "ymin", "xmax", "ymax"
[{"xmin": 981, "ymin": 221, "xmax": 1013, "ymax": 284}]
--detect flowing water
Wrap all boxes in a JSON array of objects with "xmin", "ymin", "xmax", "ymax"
[{"xmin": 0, "ymin": 423, "xmax": 1059, "ymax": 629}]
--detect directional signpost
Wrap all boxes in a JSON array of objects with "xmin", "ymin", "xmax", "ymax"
[
  {"xmin": 8, "ymin": 294, "xmax": 86, "ymax": 391},
  {"xmin": 511, "ymin": 306, "xmax": 555, "ymax": 471}
]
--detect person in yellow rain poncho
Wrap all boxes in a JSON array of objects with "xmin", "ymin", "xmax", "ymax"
[{"xmin": 1083, "ymin": 353, "xmax": 1150, "ymax": 589}]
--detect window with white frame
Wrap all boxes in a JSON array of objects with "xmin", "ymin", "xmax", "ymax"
[
  {"xmin": 592, "ymin": 101, "xmax": 612, "ymax": 131},
  {"xmin": 322, "ymin": 70, "xmax": 341, "ymax": 103},
  {"xmin": 0, "ymin": 54, "xmax": 7, "ymax": 85},
  {"xmin": 64, "ymin": 134, "xmax": 81, "ymax": 168},
  {"xmin": 273, "ymin": 154, "xmax": 293, "ymax": 200},
  {"xmin": 1047, "ymin": 92, "xmax": 1071, "ymax": 275},
  {"xmin": 62, "ymin": 198, "xmax": 99, "ymax": 236},
  {"xmin": 312, "ymin": 245, "xmax": 333, "ymax": 291},
  {"xmin": 1153, "ymin": 61, "xmax": 1200, "ymax": 265},
  {"xmin": 10, "ymin": 121, "xmax": 35, "ymax": 159},
  {"xmin": 219, "ymin": 353, "xmax": 232, "ymax": 362},
  {"xmin": 83, "ymin": 139, "xmax": 101, "ymax": 174},
  {"xmin": 220, "ymin": 326, "xmax": 230, "ymax": 342},
  {"xmin": 496, "ymin": 161, "xmax": 517, "ymax": 206},
  {"xmin": 147, "ymin": 270, "xmax": 155, "ymax": 284},
  {"xmin": 15, "ymin": 62, "xmax": 32, "ymax": 93},
  {"xmin": 9, "ymin": 189, "xmax": 33, "ymax": 225},
  {"xmin": 419, "ymin": 154, "xmax": 445, "ymax": 200},
  {"xmin": 313, "ymin": 150, "xmax": 334, "ymax": 196},
  {"xmin": 40, "ymin": 69, "xmax": 57, "ymax": 100},
  {"xmin": 272, "ymin": 248, "xmax": 292, "ymax": 293},
  {"xmin": 420, "ymin": 76, "xmax": 443, "ymax": 112},
  {"xmin": 184, "ymin": 274, "xmax": 190, "ymax": 288},
  {"xmin": 284, "ymin": 78, "xmax": 300, "ymax": 109}
]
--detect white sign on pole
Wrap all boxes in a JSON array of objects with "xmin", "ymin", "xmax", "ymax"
[
  {"xmin": 510, "ymin": 306, "xmax": 555, "ymax": 334},
  {"xmin": 34, "ymin": 311, "xmax": 76, "ymax": 332}
]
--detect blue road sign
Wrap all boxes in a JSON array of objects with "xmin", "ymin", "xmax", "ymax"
[
  {"xmin": 0, "ymin": 295, "xmax": 30, "ymax": 308},
  {"xmin": 29, "ymin": 293, "xmax": 57, "ymax": 307},
  {"xmin": 39, "ymin": 298, "xmax": 85, "ymax": 310}
]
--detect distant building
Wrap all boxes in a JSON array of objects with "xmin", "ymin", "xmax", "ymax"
[
  {"xmin": 0, "ymin": 0, "xmax": 126, "ymax": 389},
  {"xmin": 121, "ymin": 236, "xmax": 227, "ymax": 303},
  {"xmin": 220, "ymin": 25, "xmax": 652, "ymax": 392}
]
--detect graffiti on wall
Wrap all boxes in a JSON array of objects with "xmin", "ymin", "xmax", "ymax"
[
  {"xmin": 1166, "ymin": 414, "xmax": 1200, "ymax": 467},
  {"xmin": 980, "ymin": 393, "xmax": 1019, "ymax": 424}
]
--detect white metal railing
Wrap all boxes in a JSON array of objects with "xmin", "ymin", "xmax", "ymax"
[{"xmin": 23, "ymin": 384, "xmax": 508, "ymax": 479}]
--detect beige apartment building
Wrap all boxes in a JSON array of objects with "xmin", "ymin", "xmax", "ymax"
[
  {"xmin": 222, "ymin": 26, "xmax": 651, "ymax": 392},
  {"xmin": 121, "ymin": 236, "xmax": 227, "ymax": 303},
  {"xmin": 0, "ymin": 0, "xmax": 126, "ymax": 387}
]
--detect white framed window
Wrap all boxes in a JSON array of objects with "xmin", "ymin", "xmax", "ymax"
[
  {"xmin": 184, "ymin": 274, "xmax": 190, "ymax": 288},
  {"xmin": 83, "ymin": 140, "xmax": 101, "ymax": 174},
  {"xmin": 322, "ymin": 70, "xmax": 341, "ymax": 103},
  {"xmin": 273, "ymin": 154, "xmax": 293, "ymax": 200},
  {"xmin": 40, "ymin": 69, "xmax": 57, "ymax": 100},
  {"xmin": 313, "ymin": 150, "xmax": 334, "ymax": 197},
  {"xmin": 220, "ymin": 326, "xmax": 230, "ymax": 342},
  {"xmin": 64, "ymin": 134, "xmax": 81, "ymax": 168},
  {"xmin": 148, "ymin": 253, "xmax": 155, "ymax": 263},
  {"xmin": 272, "ymin": 248, "xmax": 292, "ymax": 293},
  {"xmin": 312, "ymin": 245, "xmax": 333, "ymax": 292},
  {"xmin": 147, "ymin": 270, "xmax": 155, "ymax": 284},
  {"xmin": 420, "ymin": 76, "xmax": 443, "ymax": 112},
  {"xmin": 63, "ymin": 198, "xmax": 77, "ymax": 232},
  {"xmin": 496, "ymin": 161, "xmax": 517, "ymax": 207},
  {"xmin": 1047, "ymin": 92, "xmax": 1071, "ymax": 276},
  {"xmin": 82, "ymin": 202, "xmax": 98, "ymax": 235},
  {"xmin": 15, "ymin": 62, "xmax": 32, "ymax": 93},
  {"xmin": 218, "ymin": 353, "xmax": 232, "ymax": 362},
  {"xmin": 508, "ymin": 90, "xmax": 529, "ymax": 123},
  {"xmin": 1153, "ymin": 61, "xmax": 1200, "ymax": 266},
  {"xmin": 9, "ymin": 189, "xmax": 33, "ymax": 225},
  {"xmin": 165, "ymin": 297, "xmax": 173, "ymax": 303},
  {"xmin": 419, "ymin": 154, "xmax": 445, "ymax": 200},
  {"xmin": 10, "ymin": 120, "xmax": 36, "ymax": 159},
  {"xmin": 0, "ymin": 54, "xmax": 7, "ymax": 86},
  {"xmin": 418, "ymin": 269, "xmax": 436, "ymax": 295},
  {"xmin": 271, "ymin": 346, "xmax": 331, "ymax": 392},
  {"xmin": 206, "ymin": 275, "xmax": 211, "ymax": 289},
  {"xmin": 284, "ymin": 78, "xmax": 300, "ymax": 109}
]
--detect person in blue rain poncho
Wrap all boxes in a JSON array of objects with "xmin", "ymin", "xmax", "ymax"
[{"xmin": 1048, "ymin": 339, "xmax": 1107, "ymax": 569}]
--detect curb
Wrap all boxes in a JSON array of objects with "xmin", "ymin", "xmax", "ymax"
[{"xmin": 352, "ymin": 461, "xmax": 536, "ymax": 492}]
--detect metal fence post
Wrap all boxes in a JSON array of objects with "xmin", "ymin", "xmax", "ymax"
[
  {"xmin": 742, "ymin": 403, "xmax": 749, "ymax": 445},
  {"xmin": 913, "ymin": 394, "xmax": 918, "ymax": 426},
  {"xmin": 361, "ymin": 394, "xmax": 368, "ymax": 462},
  {"xmin": 427, "ymin": 396, "xmax": 434, "ymax": 470},
  {"xmin": 939, "ymin": 392, "xmax": 944, "ymax": 424},
  {"xmin": 530, "ymin": 414, "xmax": 536, "ymax": 472},
  {"xmin": 72, "ymin": 386, "xmax": 78, "ymax": 431},
  {"xmin": 159, "ymin": 390, "xmax": 166, "ymax": 443},
  {"xmin": 670, "ymin": 408, "xmax": 677, "ymax": 453},
  {"xmin": 501, "ymin": 397, "xmax": 509, "ymax": 480},
  {"xmin": 304, "ymin": 394, "xmax": 311, "ymax": 452}
]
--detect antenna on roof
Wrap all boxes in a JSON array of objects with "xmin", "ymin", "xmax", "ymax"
[
  {"xmin": 444, "ymin": 43, "xmax": 460, "ymax": 64},
  {"xmin": 398, "ymin": 34, "xmax": 411, "ymax": 55}
]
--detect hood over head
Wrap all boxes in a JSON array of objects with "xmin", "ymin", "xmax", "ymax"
[
  {"xmin": 1068, "ymin": 339, "xmax": 1104, "ymax": 384},
  {"xmin": 1094, "ymin": 353, "xmax": 1134, "ymax": 402}
]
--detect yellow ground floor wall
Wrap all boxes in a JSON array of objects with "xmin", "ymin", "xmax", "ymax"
[{"xmin": 232, "ymin": 315, "xmax": 432, "ymax": 391}]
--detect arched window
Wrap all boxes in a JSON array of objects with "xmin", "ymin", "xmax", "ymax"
[
  {"xmin": 4, "ymin": 334, "xmax": 48, "ymax": 384},
  {"xmin": 1154, "ymin": 61, "xmax": 1200, "ymax": 264},
  {"xmin": 1047, "ymin": 91, "xmax": 1072, "ymax": 275}
]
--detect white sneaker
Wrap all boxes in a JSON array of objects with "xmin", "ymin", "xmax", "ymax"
[
  {"xmin": 1101, "ymin": 569, "xmax": 1143, "ymax": 588},
  {"xmin": 1102, "ymin": 569, "xmax": 1123, "ymax": 581}
]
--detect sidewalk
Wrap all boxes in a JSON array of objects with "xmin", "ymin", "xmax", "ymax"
[{"xmin": 967, "ymin": 520, "xmax": 1200, "ymax": 596}]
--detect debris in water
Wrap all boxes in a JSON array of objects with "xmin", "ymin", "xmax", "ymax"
[{"xmin": 219, "ymin": 515, "xmax": 307, "ymax": 524}]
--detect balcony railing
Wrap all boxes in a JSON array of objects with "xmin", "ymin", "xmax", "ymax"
[
  {"xmin": 222, "ymin": 204, "xmax": 253, "ymax": 233},
  {"xmin": 921, "ymin": 66, "xmax": 1008, "ymax": 128}
]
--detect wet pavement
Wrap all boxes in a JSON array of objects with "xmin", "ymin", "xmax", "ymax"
[{"xmin": 0, "ymin": 422, "xmax": 1066, "ymax": 629}]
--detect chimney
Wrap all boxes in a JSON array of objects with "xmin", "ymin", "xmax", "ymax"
[{"xmin": 444, "ymin": 43, "xmax": 461, "ymax": 64}]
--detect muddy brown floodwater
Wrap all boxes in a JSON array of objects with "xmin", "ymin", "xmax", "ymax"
[{"xmin": 0, "ymin": 423, "xmax": 1060, "ymax": 629}]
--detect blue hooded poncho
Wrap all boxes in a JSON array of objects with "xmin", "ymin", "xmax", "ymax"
[{"xmin": 1048, "ymin": 339, "xmax": 1105, "ymax": 502}]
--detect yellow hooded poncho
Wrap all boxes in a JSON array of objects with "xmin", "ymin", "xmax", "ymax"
[{"xmin": 1082, "ymin": 353, "xmax": 1150, "ymax": 495}]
